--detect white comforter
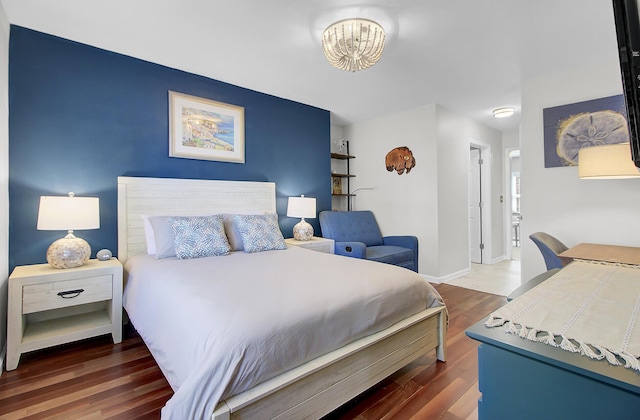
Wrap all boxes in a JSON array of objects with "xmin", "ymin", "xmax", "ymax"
[{"xmin": 123, "ymin": 246, "xmax": 444, "ymax": 419}]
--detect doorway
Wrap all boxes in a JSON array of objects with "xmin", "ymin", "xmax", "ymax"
[{"xmin": 507, "ymin": 149, "xmax": 521, "ymax": 261}]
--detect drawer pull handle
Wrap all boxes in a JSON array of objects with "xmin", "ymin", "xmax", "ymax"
[{"xmin": 57, "ymin": 289, "xmax": 85, "ymax": 299}]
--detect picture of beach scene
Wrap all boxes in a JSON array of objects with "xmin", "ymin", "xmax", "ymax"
[
  {"xmin": 169, "ymin": 91, "xmax": 244, "ymax": 163},
  {"xmin": 181, "ymin": 107, "xmax": 235, "ymax": 151}
]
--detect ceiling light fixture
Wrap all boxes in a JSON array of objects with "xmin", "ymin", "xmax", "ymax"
[
  {"xmin": 322, "ymin": 18, "xmax": 385, "ymax": 72},
  {"xmin": 493, "ymin": 107, "xmax": 515, "ymax": 118}
]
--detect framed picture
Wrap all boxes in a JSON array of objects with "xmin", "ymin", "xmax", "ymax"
[
  {"xmin": 332, "ymin": 176, "xmax": 342, "ymax": 194},
  {"xmin": 543, "ymin": 95, "xmax": 628, "ymax": 168},
  {"xmin": 169, "ymin": 91, "xmax": 245, "ymax": 163}
]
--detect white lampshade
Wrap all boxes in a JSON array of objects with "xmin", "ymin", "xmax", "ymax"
[
  {"xmin": 37, "ymin": 192, "xmax": 100, "ymax": 269},
  {"xmin": 578, "ymin": 143, "xmax": 640, "ymax": 179},
  {"xmin": 287, "ymin": 195, "xmax": 316, "ymax": 241},
  {"xmin": 287, "ymin": 195, "xmax": 316, "ymax": 219}
]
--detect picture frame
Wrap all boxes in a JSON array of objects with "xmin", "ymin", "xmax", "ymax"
[
  {"xmin": 332, "ymin": 176, "xmax": 343, "ymax": 194},
  {"xmin": 169, "ymin": 91, "xmax": 245, "ymax": 163},
  {"xmin": 542, "ymin": 95, "xmax": 627, "ymax": 168}
]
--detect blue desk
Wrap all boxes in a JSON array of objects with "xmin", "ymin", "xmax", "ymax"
[{"xmin": 466, "ymin": 319, "xmax": 640, "ymax": 419}]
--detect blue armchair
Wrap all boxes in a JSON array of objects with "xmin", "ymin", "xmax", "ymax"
[{"xmin": 319, "ymin": 210, "xmax": 418, "ymax": 272}]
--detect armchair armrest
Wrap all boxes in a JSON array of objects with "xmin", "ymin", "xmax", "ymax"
[
  {"xmin": 383, "ymin": 235, "xmax": 418, "ymax": 250},
  {"xmin": 334, "ymin": 241, "xmax": 367, "ymax": 259},
  {"xmin": 383, "ymin": 236, "xmax": 419, "ymax": 272}
]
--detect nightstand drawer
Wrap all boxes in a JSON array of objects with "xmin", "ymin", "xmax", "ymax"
[{"xmin": 23, "ymin": 275, "xmax": 113, "ymax": 314}]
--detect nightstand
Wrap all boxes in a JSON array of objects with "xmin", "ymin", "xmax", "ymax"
[
  {"xmin": 7, "ymin": 258, "xmax": 123, "ymax": 370},
  {"xmin": 285, "ymin": 237, "xmax": 335, "ymax": 254}
]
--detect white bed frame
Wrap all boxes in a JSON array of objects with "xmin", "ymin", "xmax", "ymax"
[{"xmin": 117, "ymin": 176, "xmax": 447, "ymax": 420}]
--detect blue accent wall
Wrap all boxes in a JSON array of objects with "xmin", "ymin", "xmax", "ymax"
[{"xmin": 8, "ymin": 26, "xmax": 330, "ymax": 269}]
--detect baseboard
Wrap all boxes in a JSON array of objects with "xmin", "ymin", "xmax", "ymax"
[
  {"xmin": 421, "ymin": 266, "xmax": 471, "ymax": 284},
  {"xmin": 490, "ymin": 255, "xmax": 506, "ymax": 264},
  {"xmin": 420, "ymin": 273, "xmax": 439, "ymax": 283}
]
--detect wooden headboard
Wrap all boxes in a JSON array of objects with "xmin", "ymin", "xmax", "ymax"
[{"xmin": 117, "ymin": 176, "xmax": 276, "ymax": 263}]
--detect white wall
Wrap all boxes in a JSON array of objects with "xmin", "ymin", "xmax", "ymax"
[
  {"xmin": 503, "ymin": 129, "xmax": 520, "ymax": 150},
  {"xmin": 344, "ymin": 104, "xmax": 503, "ymax": 280},
  {"xmin": 0, "ymin": 3, "xmax": 9, "ymax": 373},
  {"xmin": 345, "ymin": 104, "xmax": 440, "ymax": 275},
  {"xmin": 520, "ymin": 61, "xmax": 640, "ymax": 281},
  {"xmin": 435, "ymin": 106, "xmax": 504, "ymax": 273}
]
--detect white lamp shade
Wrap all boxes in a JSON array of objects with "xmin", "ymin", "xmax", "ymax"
[
  {"xmin": 287, "ymin": 196, "xmax": 316, "ymax": 219},
  {"xmin": 37, "ymin": 194, "xmax": 100, "ymax": 231},
  {"xmin": 578, "ymin": 143, "xmax": 640, "ymax": 179}
]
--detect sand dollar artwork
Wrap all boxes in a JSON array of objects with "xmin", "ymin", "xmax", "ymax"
[{"xmin": 556, "ymin": 110, "xmax": 629, "ymax": 165}]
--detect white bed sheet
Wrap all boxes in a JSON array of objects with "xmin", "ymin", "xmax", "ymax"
[{"xmin": 123, "ymin": 246, "xmax": 444, "ymax": 419}]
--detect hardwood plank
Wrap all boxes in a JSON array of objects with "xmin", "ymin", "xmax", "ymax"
[{"xmin": 0, "ymin": 284, "xmax": 506, "ymax": 419}]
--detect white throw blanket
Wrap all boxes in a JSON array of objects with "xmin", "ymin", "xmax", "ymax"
[{"xmin": 486, "ymin": 260, "xmax": 640, "ymax": 371}]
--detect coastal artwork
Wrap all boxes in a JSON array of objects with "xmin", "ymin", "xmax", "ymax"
[
  {"xmin": 543, "ymin": 95, "xmax": 628, "ymax": 168},
  {"xmin": 169, "ymin": 91, "xmax": 245, "ymax": 163}
]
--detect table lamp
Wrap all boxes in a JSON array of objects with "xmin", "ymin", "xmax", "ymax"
[
  {"xmin": 578, "ymin": 142, "xmax": 640, "ymax": 179},
  {"xmin": 37, "ymin": 192, "xmax": 100, "ymax": 268},
  {"xmin": 287, "ymin": 195, "xmax": 316, "ymax": 241}
]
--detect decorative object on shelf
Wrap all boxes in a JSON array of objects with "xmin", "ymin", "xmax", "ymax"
[
  {"xmin": 385, "ymin": 146, "xmax": 416, "ymax": 175},
  {"xmin": 96, "ymin": 249, "xmax": 113, "ymax": 261},
  {"xmin": 332, "ymin": 176, "xmax": 343, "ymax": 194},
  {"xmin": 287, "ymin": 195, "xmax": 316, "ymax": 241},
  {"xmin": 543, "ymin": 95, "xmax": 628, "ymax": 168},
  {"xmin": 169, "ymin": 90, "xmax": 245, "ymax": 163},
  {"xmin": 333, "ymin": 137, "xmax": 347, "ymax": 154},
  {"xmin": 578, "ymin": 142, "xmax": 640, "ymax": 179},
  {"xmin": 37, "ymin": 193, "xmax": 100, "ymax": 269},
  {"xmin": 322, "ymin": 18, "xmax": 385, "ymax": 72}
]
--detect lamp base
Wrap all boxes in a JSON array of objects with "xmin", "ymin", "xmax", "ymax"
[
  {"xmin": 293, "ymin": 219, "xmax": 314, "ymax": 241},
  {"xmin": 46, "ymin": 232, "xmax": 91, "ymax": 269}
]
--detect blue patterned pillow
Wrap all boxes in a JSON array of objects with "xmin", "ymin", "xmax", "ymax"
[
  {"xmin": 233, "ymin": 214, "xmax": 287, "ymax": 253},
  {"xmin": 168, "ymin": 215, "xmax": 231, "ymax": 259}
]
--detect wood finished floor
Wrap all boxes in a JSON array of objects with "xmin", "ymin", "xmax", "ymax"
[{"xmin": 0, "ymin": 284, "xmax": 506, "ymax": 419}]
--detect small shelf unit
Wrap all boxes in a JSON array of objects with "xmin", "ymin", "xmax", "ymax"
[{"xmin": 331, "ymin": 144, "xmax": 356, "ymax": 210}]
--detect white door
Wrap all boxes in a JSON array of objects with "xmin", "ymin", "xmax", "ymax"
[{"xmin": 469, "ymin": 148, "xmax": 482, "ymax": 263}]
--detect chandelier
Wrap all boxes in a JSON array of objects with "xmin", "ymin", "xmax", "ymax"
[{"xmin": 322, "ymin": 18, "xmax": 385, "ymax": 72}]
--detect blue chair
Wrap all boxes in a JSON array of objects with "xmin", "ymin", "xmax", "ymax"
[
  {"xmin": 529, "ymin": 232, "xmax": 568, "ymax": 271},
  {"xmin": 319, "ymin": 210, "xmax": 418, "ymax": 272}
]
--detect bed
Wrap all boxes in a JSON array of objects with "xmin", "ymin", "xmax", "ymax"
[{"xmin": 117, "ymin": 176, "xmax": 447, "ymax": 419}]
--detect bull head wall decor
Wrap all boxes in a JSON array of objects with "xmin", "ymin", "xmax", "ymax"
[{"xmin": 385, "ymin": 146, "xmax": 416, "ymax": 175}]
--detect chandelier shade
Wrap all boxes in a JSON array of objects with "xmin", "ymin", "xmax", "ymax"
[{"xmin": 322, "ymin": 18, "xmax": 385, "ymax": 72}]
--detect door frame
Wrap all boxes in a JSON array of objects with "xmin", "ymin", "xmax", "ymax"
[
  {"xmin": 469, "ymin": 147, "xmax": 483, "ymax": 263},
  {"xmin": 469, "ymin": 139, "xmax": 492, "ymax": 265},
  {"xmin": 504, "ymin": 147, "xmax": 520, "ymax": 261}
]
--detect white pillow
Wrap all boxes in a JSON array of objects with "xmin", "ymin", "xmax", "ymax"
[
  {"xmin": 147, "ymin": 216, "xmax": 178, "ymax": 259},
  {"xmin": 222, "ymin": 213, "xmax": 244, "ymax": 251},
  {"xmin": 142, "ymin": 215, "xmax": 156, "ymax": 255}
]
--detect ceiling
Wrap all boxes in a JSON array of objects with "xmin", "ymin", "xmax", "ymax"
[{"xmin": 0, "ymin": 0, "xmax": 621, "ymax": 132}]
